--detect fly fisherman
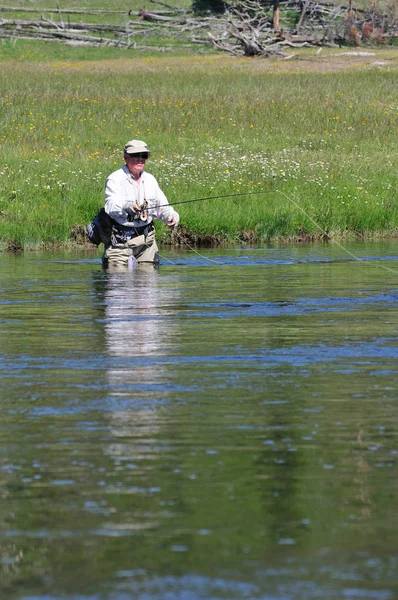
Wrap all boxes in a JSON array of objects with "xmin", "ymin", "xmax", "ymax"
[{"xmin": 102, "ymin": 139, "xmax": 179, "ymax": 269}]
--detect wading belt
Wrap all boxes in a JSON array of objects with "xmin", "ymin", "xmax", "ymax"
[{"xmin": 111, "ymin": 221, "xmax": 154, "ymax": 245}]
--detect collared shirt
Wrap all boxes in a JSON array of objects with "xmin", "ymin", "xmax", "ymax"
[{"xmin": 105, "ymin": 165, "xmax": 176, "ymax": 227}]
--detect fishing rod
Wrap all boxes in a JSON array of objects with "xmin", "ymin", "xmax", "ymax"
[
  {"xmin": 169, "ymin": 189, "xmax": 269, "ymax": 208},
  {"xmin": 140, "ymin": 189, "xmax": 270, "ymax": 213}
]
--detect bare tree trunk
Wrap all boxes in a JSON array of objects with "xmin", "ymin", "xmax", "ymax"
[
  {"xmin": 273, "ymin": 0, "xmax": 280, "ymax": 31},
  {"xmin": 296, "ymin": 1, "xmax": 308, "ymax": 30}
]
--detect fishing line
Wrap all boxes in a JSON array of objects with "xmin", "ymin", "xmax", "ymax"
[
  {"xmin": 278, "ymin": 190, "xmax": 398, "ymax": 275},
  {"xmin": 143, "ymin": 187, "xmax": 397, "ymax": 273},
  {"xmin": 157, "ymin": 251, "xmax": 176, "ymax": 265},
  {"xmin": 184, "ymin": 242, "xmax": 223, "ymax": 264},
  {"xmin": 158, "ymin": 246, "xmax": 220, "ymax": 265}
]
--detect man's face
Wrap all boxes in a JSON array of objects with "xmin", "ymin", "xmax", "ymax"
[{"xmin": 125, "ymin": 153, "xmax": 148, "ymax": 177}]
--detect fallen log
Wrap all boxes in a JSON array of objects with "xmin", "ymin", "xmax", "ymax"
[
  {"xmin": 139, "ymin": 9, "xmax": 186, "ymax": 23},
  {"xmin": 2, "ymin": 28, "xmax": 123, "ymax": 45},
  {"xmin": 0, "ymin": 6, "xmax": 126, "ymax": 15},
  {"xmin": 0, "ymin": 29, "xmax": 175, "ymax": 51},
  {"xmin": 0, "ymin": 18, "xmax": 133, "ymax": 33}
]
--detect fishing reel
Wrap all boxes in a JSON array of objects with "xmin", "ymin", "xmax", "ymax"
[
  {"xmin": 140, "ymin": 199, "xmax": 148, "ymax": 222},
  {"xmin": 125, "ymin": 199, "xmax": 148, "ymax": 222}
]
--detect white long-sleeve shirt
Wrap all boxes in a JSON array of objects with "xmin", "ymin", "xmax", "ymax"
[{"xmin": 105, "ymin": 165, "xmax": 177, "ymax": 228}]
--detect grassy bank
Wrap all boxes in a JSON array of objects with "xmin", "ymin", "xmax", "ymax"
[{"xmin": 1, "ymin": 45, "xmax": 398, "ymax": 249}]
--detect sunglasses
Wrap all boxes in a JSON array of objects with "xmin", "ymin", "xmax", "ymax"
[{"xmin": 128, "ymin": 153, "xmax": 149, "ymax": 160}]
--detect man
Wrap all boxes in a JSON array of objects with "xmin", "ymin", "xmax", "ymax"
[{"xmin": 102, "ymin": 139, "xmax": 179, "ymax": 269}]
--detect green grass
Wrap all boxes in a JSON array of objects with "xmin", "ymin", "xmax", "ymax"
[{"xmin": 1, "ymin": 46, "xmax": 398, "ymax": 248}]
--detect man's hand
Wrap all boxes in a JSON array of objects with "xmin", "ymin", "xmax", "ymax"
[
  {"xmin": 167, "ymin": 211, "xmax": 180, "ymax": 230},
  {"xmin": 124, "ymin": 201, "xmax": 141, "ymax": 220}
]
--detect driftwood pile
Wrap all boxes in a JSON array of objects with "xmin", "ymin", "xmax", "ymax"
[
  {"xmin": 0, "ymin": 0, "xmax": 397, "ymax": 56},
  {"xmin": 0, "ymin": 2, "xmax": 196, "ymax": 51},
  {"xmin": 208, "ymin": 0, "xmax": 398, "ymax": 57}
]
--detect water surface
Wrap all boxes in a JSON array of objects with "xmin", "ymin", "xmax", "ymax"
[{"xmin": 1, "ymin": 242, "xmax": 398, "ymax": 600}]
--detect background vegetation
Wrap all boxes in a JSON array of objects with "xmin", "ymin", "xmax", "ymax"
[{"xmin": 1, "ymin": 1, "xmax": 398, "ymax": 249}]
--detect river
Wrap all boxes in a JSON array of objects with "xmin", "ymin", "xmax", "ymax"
[{"xmin": 1, "ymin": 242, "xmax": 397, "ymax": 599}]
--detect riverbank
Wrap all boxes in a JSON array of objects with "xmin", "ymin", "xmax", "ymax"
[{"xmin": 1, "ymin": 46, "xmax": 398, "ymax": 250}]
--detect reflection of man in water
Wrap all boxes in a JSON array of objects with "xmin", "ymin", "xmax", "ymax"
[
  {"xmin": 102, "ymin": 139, "xmax": 180, "ymax": 270},
  {"xmin": 103, "ymin": 270, "xmax": 171, "ymax": 358},
  {"xmin": 101, "ymin": 269, "xmax": 181, "ymax": 456}
]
